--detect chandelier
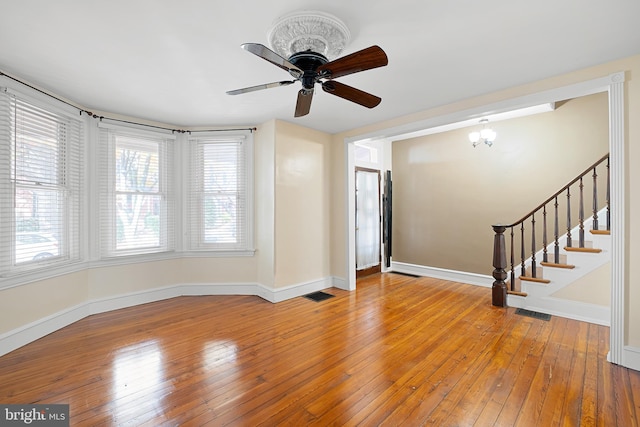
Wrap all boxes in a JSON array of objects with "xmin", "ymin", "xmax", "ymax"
[{"xmin": 469, "ymin": 119, "xmax": 496, "ymax": 147}]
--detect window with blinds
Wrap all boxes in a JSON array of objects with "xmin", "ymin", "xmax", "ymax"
[
  {"xmin": 0, "ymin": 89, "xmax": 84, "ymax": 276},
  {"xmin": 187, "ymin": 134, "xmax": 252, "ymax": 251},
  {"xmin": 98, "ymin": 124, "xmax": 175, "ymax": 257}
]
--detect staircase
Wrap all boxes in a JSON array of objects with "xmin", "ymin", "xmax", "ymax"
[
  {"xmin": 506, "ymin": 209, "xmax": 611, "ymax": 325},
  {"xmin": 491, "ymin": 153, "xmax": 611, "ymax": 326}
]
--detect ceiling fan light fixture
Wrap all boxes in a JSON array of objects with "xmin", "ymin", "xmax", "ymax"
[{"xmin": 267, "ymin": 10, "xmax": 351, "ymax": 61}]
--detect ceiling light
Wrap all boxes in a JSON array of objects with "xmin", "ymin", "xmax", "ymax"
[{"xmin": 469, "ymin": 119, "xmax": 496, "ymax": 147}]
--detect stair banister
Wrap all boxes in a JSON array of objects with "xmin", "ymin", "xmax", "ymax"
[{"xmin": 491, "ymin": 153, "xmax": 610, "ymax": 307}]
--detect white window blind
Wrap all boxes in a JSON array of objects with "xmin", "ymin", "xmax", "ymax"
[
  {"xmin": 187, "ymin": 134, "xmax": 251, "ymax": 251},
  {"xmin": 98, "ymin": 124, "xmax": 174, "ymax": 257},
  {"xmin": 0, "ymin": 89, "xmax": 83, "ymax": 276}
]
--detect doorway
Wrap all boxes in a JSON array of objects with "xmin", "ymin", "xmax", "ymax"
[
  {"xmin": 345, "ymin": 72, "xmax": 626, "ymax": 368},
  {"xmin": 355, "ymin": 167, "xmax": 381, "ymax": 278}
]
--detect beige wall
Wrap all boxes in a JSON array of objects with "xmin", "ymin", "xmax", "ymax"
[
  {"xmin": 552, "ymin": 262, "xmax": 611, "ymax": 305},
  {"xmin": 391, "ymin": 93, "xmax": 609, "ymax": 274},
  {"xmin": 274, "ymin": 120, "xmax": 332, "ymax": 287},
  {"xmin": 330, "ymin": 54, "xmax": 640, "ymax": 348},
  {"xmin": 0, "ymin": 271, "xmax": 88, "ymax": 333}
]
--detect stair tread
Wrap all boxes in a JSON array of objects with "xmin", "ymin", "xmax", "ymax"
[
  {"xmin": 507, "ymin": 290, "xmax": 528, "ymax": 297},
  {"xmin": 564, "ymin": 246, "xmax": 603, "ymax": 253},
  {"xmin": 540, "ymin": 261, "xmax": 576, "ymax": 269},
  {"xmin": 519, "ymin": 276, "xmax": 551, "ymax": 284},
  {"xmin": 591, "ymin": 229, "xmax": 611, "ymax": 235}
]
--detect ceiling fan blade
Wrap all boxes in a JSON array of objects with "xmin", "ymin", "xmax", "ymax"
[
  {"xmin": 317, "ymin": 45, "xmax": 388, "ymax": 79},
  {"xmin": 294, "ymin": 89, "xmax": 314, "ymax": 117},
  {"xmin": 226, "ymin": 80, "xmax": 296, "ymax": 95},
  {"xmin": 241, "ymin": 43, "xmax": 303, "ymax": 78},
  {"xmin": 321, "ymin": 81, "xmax": 382, "ymax": 108}
]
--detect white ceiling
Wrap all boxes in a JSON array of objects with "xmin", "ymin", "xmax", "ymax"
[{"xmin": 2, "ymin": 0, "xmax": 639, "ymax": 134}]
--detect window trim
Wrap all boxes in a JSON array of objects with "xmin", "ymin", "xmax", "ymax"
[
  {"xmin": 97, "ymin": 122, "xmax": 176, "ymax": 258},
  {"xmin": 184, "ymin": 131, "xmax": 254, "ymax": 254},
  {"xmin": 0, "ymin": 85, "xmax": 85, "ymax": 279}
]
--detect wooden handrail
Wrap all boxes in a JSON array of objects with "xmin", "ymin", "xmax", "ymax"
[
  {"xmin": 491, "ymin": 153, "xmax": 610, "ymax": 307},
  {"xmin": 498, "ymin": 153, "xmax": 609, "ymax": 228}
]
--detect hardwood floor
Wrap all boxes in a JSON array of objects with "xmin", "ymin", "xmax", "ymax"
[{"xmin": 0, "ymin": 273, "xmax": 638, "ymax": 426}]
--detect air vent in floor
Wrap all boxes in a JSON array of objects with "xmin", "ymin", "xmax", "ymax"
[
  {"xmin": 515, "ymin": 308, "xmax": 551, "ymax": 321},
  {"xmin": 303, "ymin": 291, "xmax": 335, "ymax": 302}
]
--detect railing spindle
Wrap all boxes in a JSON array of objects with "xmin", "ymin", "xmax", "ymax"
[
  {"xmin": 531, "ymin": 213, "xmax": 537, "ymax": 278},
  {"xmin": 543, "ymin": 205, "xmax": 548, "ymax": 263},
  {"xmin": 592, "ymin": 167, "xmax": 599, "ymax": 230},
  {"xmin": 510, "ymin": 226, "xmax": 515, "ymax": 291},
  {"xmin": 606, "ymin": 157, "xmax": 611, "ymax": 231},
  {"xmin": 554, "ymin": 196, "xmax": 560, "ymax": 264},
  {"xmin": 566, "ymin": 188, "xmax": 572, "ymax": 248},
  {"xmin": 520, "ymin": 223, "xmax": 526, "ymax": 277},
  {"xmin": 579, "ymin": 177, "xmax": 585, "ymax": 247}
]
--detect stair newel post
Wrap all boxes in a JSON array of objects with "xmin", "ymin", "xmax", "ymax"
[
  {"xmin": 578, "ymin": 177, "xmax": 585, "ymax": 248},
  {"xmin": 542, "ymin": 205, "xmax": 548, "ymax": 263},
  {"xmin": 520, "ymin": 223, "xmax": 526, "ymax": 277},
  {"xmin": 491, "ymin": 225, "xmax": 508, "ymax": 307},
  {"xmin": 592, "ymin": 167, "xmax": 599, "ymax": 230},
  {"xmin": 566, "ymin": 187, "xmax": 572, "ymax": 248},
  {"xmin": 606, "ymin": 157, "xmax": 611, "ymax": 231},
  {"xmin": 530, "ymin": 213, "xmax": 537, "ymax": 278},
  {"xmin": 510, "ymin": 226, "xmax": 515, "ymax": 291},
  {"xmin": 554, "ymin": 196, "xmax": 560, "ymax": 264}
]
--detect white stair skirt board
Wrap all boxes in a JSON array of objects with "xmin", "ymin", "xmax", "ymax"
[
  {"xmin": 390, "ymin": 261, "xmax": 493, "ymax": 288},
  {"xmin": 507, "ymin": 294, "xmax": 610, "ymax": 326},
  {"xmin": 0, "ymin": 276, "xmax": 339, "ymax": 358}
]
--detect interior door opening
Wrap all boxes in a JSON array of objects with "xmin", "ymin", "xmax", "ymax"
[{"xmin": 355, "ymin": 167, "xmax": 381, "ymax": 278}]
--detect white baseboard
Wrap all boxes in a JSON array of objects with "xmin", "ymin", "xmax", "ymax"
[
  {"xmin": 623, "ymin": 346, "xmax": 640, "ymax": 372},
  {"xmin": 390, "ymin": 261, "xmax": 493, "ymax": 287},
  {"xmin": 0, "ymin": 277, "xmax": 336, "ymax": 357},
  {"xmin": 88, "ymin": 284, "xmax": 189, "ymax": 315},
  {"xmin": 331, "ymin": 276, "xmax": 349, "ymax": 291},
  {"xmin": 0, "ymin": 303, "xmax": 90, "ymax": 360},
  {"xmin": 261, "ymin": 277, "xmax": 334, "ymax": 303}
]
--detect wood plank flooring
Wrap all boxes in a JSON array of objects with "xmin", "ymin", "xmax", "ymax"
[{"xmin": 0, "ymin": 273, "xmax": 638, "ymax": 426}]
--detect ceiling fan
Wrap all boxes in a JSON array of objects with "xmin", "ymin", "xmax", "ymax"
[{"xmin": 227, "ymin": 43, "xmax": 388, "ymax": 117}]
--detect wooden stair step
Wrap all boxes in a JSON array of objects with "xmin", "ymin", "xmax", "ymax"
[
  {"xmin": 564, "ymin": 246, "xmax": 603, "ymax": 253},
  {"xmin": 507, "ymin": 290, "xmax": 528, "ymax": 297},
  {"xmin": 519, "ymin": 276, "xmax": 551, "ymax": 284},
  {"xmin": 591, "ymin": 229, "xmax": 611, "ymax": 235},
  {"xmin": 540, "ymin": 261, "xmax": 575, "ymax": 269}
]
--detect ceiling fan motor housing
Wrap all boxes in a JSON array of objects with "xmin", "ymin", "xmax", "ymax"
[{"xmin": 288, "ymin": 51, "xmax": 328, "ymax": 90}]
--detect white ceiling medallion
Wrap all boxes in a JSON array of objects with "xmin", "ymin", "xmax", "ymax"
[{"xmin": 267, "ymin": 11, "xmax": 351, "ymax": 60}]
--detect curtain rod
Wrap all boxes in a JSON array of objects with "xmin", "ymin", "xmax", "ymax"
[{"xmin": 0, "ymin": 71, "xmax": 257, "ymax": 134}]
